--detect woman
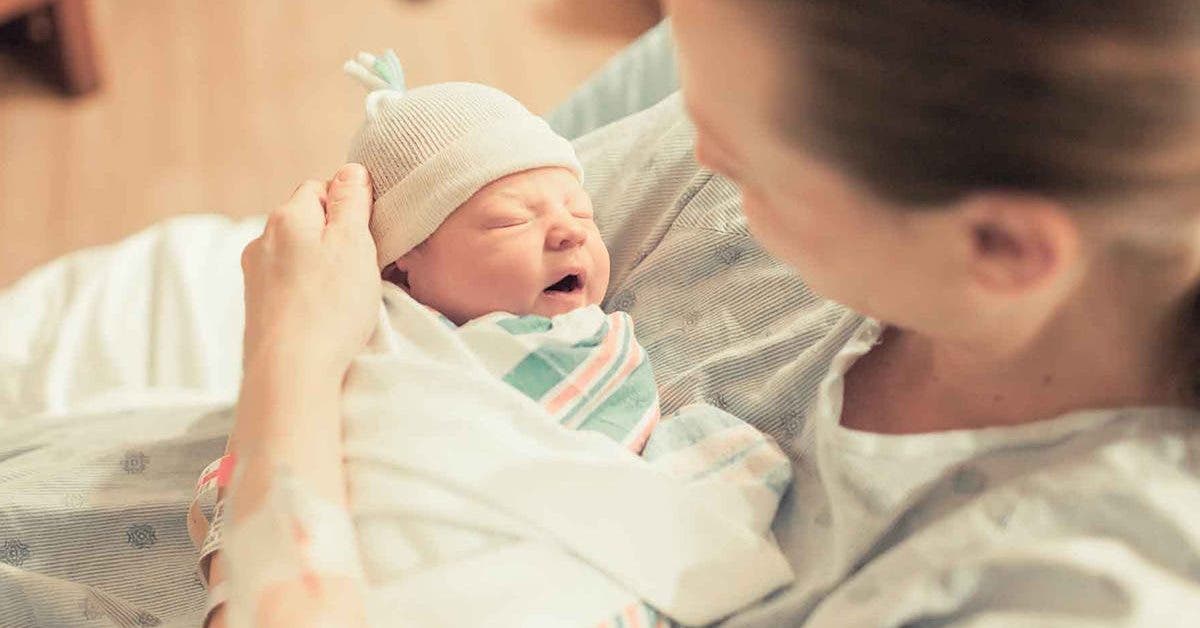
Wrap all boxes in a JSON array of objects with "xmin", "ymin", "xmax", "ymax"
[{"xmin": 215, "ymin": 0, "xmax": 1200, "ymax": 625}]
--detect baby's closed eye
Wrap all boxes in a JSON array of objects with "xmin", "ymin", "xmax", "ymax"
[
  {"xmin": 479, "ymin": 205, "xmax": 534, "ymax": 229},
  {"xmin": 483, "ymin": 216, "xmax": 531, "ymax": 229}
]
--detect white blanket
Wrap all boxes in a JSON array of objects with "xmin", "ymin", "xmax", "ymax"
[
  {"xmin": 0, "ymin": 95, "xmax": 827, "ymax": 627},
  {"xmin": 1, "ymin": 214, "xmax": 262, "ymax": 421},
  {"xmin": 342, "ymin": 285, "xmax": 794, "ymax": 627}
]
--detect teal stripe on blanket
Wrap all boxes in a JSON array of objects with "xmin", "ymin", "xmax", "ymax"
[
  {"xmin": 640, "ymin": 405, "xmax": 745, "ymax": 461},
  {"xmin": 687, "ymin": 439, "xmax": 790, "ymax": 494},
  {"xmin": 763, "ymin": 464, "xmax": 793, "ymax": 496},
  {"xmin": 559, "ymin": 317, "xmax": 634, "ymax": 428},
  {"xmin": 643, "ymin": 405, "xmax": 793, "ymax": 496},
  {"xmin": 495, "ymin": 315, "xmax": 554, "ymax": 335},
  {"xmin": 572, "ymin": 359, "xmax": 658, "ymax": 442},
  {"xmin": 503, "ymin": 355, "xmax": 568, "ymax": 401},
  {"xmin": 501, "ymin": 317, "xmax": 612, "ymax": 400}
]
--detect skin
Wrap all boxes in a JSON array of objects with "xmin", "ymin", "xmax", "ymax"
[
  {"xmin": 210, "ymin": 167, "xmax": 608, "ymax": 627},
  {"xmin": 208, "ymin": 166, "xmax": 377, "ymax": 628},
  {"xmin": 216, "ymin": 1, "xmax": 1200, "ymax": 624},
  {"xmin": 395, "ymin": 166, "xmax": 610, "ymax": 325},
  {"xmin": 668, "ymin": 0, "xmax": 1200, "ymax": 433}
]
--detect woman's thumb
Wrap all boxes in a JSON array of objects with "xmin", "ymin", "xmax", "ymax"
[{"xmin": 326, "ymin": 163, "xmax": 372, "ymax": 230}]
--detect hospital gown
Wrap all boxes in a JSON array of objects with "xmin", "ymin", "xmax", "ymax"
[{"xmin": 2, "ymin": 93, "xmax": 1200, "ymax": 626}]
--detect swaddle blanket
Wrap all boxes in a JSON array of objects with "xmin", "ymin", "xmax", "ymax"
[
  {"xmin": 339, "ymin": 282, "xmax": 794, "ymax": 627},
  {"xmin": 435, "ymin": 296, "xmax": 662, "ymax": 456}
]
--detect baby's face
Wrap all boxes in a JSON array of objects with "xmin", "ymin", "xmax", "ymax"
[{"xmin": 394, "ymin": 167, "xmax": 610, "ymax": 325}]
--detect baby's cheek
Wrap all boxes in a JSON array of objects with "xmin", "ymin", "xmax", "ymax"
[
  {"xmin": 590, "ymin": 245, "xmax": 612, "ymax": 301},
  {"xmin": 588, "ymin": 271, "xmax": 610, "ymax": 306},
  {"xmin": 486, "ymin": 261, "xmax": 539, "ymax": 308}
]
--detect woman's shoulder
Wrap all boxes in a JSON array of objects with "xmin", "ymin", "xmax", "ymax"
[
  {"xmin": 724, "ymin": 408, "xmax": 1200, "ymax": 627},
  {"xmin": 816, "ymin": 410, "xmax": 1200, "ymax": 627},
  {"xmin": 1005, "ymin": 406, "xmax": 1200, "ymax": 501},
  {"xmin": 1015, "ymin": 407, "xmax": 1200, "ymax": 533},
  {"xmin": 896, "ymin": 407, "xmax": 1200, "ymax": 557}
]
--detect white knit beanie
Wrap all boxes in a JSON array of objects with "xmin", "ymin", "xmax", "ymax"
[{"xmin": 344, "ymin": 51, "xmax": 584, "ymax": 269}]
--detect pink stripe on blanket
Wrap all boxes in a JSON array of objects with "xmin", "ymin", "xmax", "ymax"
[
  {"xmin": 544, "ymin": 314, "xmax": 627, "ymax": 415},
  {"xmin": 623, "ymin": 403, "xmax": 662, "ymax": 455},
  {"xmin": 564, "ymin": 326, "xmax": 647, "ymax": 432}
]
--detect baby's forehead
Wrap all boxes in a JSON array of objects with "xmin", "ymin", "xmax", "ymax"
[{"xmin": 473, "ymin": 168, "xmax": 587, "ymax": 210}]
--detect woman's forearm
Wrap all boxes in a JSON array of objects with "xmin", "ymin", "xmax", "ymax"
[
  {"xmin": 209, "ymin": 164, "xmax": 377, "ymax": 627},
  {"xmin": 228, "ymin": 353, "xmax": 347, "ymax": 508},
  {"xmin": 209, "ymin": 354, "xmax": 366, "ymax": 628}
]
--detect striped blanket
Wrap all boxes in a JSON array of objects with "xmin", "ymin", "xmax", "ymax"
[
  {"xmin": 452, "ymin": 305, "xmax": 661, "ymax": 454},
  {"xmin": 443, "ymin": 297, "xmax": 791, "ymax": 627},
  {"xmin": 335, "ymin": 282, "xmax": 794, "ymax": 627}
]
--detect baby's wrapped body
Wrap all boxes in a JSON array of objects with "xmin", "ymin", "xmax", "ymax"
[{"xmin": 340, "ymin": 282, "xmax": 794, "ymax": 627}]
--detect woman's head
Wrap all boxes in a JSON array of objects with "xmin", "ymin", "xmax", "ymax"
[{"xmin": 669, "ymin": 0, "xmax": 1200, "ymax": 384}]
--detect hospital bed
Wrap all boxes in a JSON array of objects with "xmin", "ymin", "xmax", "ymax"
[{"xmin": 0, "ymin": 22, "xmax": 678, "ymax": 627}]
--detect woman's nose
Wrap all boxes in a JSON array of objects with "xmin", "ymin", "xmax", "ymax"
[{"xmin": 547, "ymin": 220, "xmax": 587, "ymax": 251}]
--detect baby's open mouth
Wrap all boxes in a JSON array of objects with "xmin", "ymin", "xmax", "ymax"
[{"xmin": 545, "ymin": 274, "xmax": 583, "ymax": 293}]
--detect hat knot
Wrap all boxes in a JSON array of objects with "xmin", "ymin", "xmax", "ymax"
[{"xmin": 344, "ymin": 49, "xmax": 406, "ymax": 93}]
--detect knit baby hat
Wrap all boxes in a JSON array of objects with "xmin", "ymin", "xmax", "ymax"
[{"xmin": 344, "ymin": 50, "xmax": 584, "ymax": 269}]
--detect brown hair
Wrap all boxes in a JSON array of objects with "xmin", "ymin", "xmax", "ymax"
[
  {"xmin": 758, "ymin": 0, "xmax": 1200, "ymax": 398},
  {"xmin": 764, "ymin": 0, "xmax": 1200, "ymax": 206}
]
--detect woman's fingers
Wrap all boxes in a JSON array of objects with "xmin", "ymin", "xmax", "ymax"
[
  {"xmin": 240, "ymin": 237, "xmax": 258, "ymax": 272},
  {"xmin": 262, "ymin": 166, "xmax": 370, "ymax": 248},
  {"xmin": 291, "ymin": 178, "xmax": 329, "ymax": 206},
  {"xmin": 325, "ymin": 163, "xmax": 372, "ymax": 233},
  {"xmin": 268, "ymin": 179, "xmax": 329, "ymax": 240}
]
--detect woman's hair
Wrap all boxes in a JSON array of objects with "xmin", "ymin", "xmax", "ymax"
[
  {"xmin": 764, "ymin": 0, "xmax": 1200, "ymax": 206},
  {"xmin": 758, "ymin": 0, "xmax": 1200, "ymax": 206},
  {"xmin": 759, "ymin": 0, "xmax": 1200, "ymax": 398}
]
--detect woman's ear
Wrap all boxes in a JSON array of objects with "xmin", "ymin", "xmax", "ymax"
[{"xmin": 962, "ymin": 193, "xmax": 1080, "ymax": 295}]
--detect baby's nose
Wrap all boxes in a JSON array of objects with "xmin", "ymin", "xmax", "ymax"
[{"xmin": 548, "ymin": 221, "xmax": 587, "ymax": 250}]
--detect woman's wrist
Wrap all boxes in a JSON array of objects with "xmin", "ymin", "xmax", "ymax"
[
  {"xmin": 243, "ymin": 331, "xmax": 349, "ymax": 384},
  {"xmin": 230, "ymin": 353, "xmax": 348, "ymax": 509},
  {"xmin": 233, "ymin": 347, "xmax": 344, "ymax": 447}
]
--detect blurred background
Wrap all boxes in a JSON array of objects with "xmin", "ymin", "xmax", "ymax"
[{"xmin": 0, "ymin": 0, "xmax": 662, "ymax": 288}]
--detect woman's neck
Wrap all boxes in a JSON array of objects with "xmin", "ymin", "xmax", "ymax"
[{"xmin": 845, "ymin": 255, "xmax": 1196, "ymax": 434}]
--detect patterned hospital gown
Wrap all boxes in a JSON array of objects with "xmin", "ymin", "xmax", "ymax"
[{"xmin": 5, "ymin": 92, "xmax": 1200, "ymax": 627}]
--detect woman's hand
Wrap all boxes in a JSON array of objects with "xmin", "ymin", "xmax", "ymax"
[
  {"xmin": 207, "ymin": 164, "xmax": 377, "ymax": 628},
  {"xmin": 240, "ymin": 163, "xmax": 380, "ymax": 379}
]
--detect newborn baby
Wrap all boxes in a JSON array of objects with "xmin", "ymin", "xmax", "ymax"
[
  {"xmin": 346, "ymin": 50, "xmax": 660, "ymax": 453},
  {"xmin": 212, "ymin": 51, "xmax": 794, "ymax": 628}
]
